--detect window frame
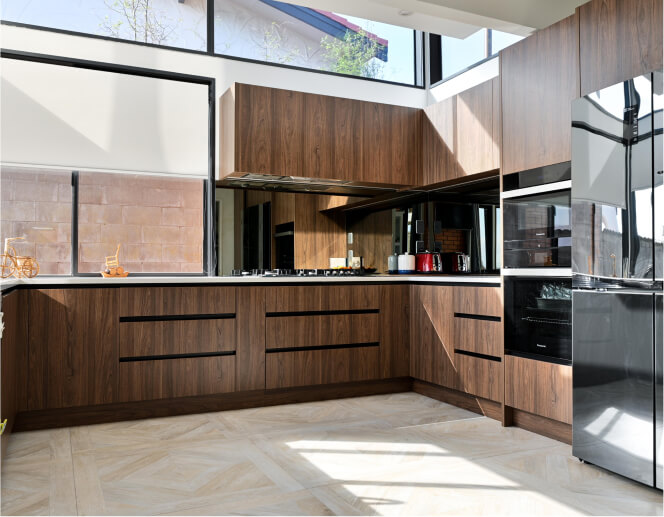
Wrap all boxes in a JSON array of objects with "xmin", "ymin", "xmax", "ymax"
[
  {"xmin": 1, "ymin": 0, "xmax": 425, "ymax": 89},
  {"xmin": 0, "ymin": 49, "xmax": 216, "ymax": 277},
  {"xmin": 429, "ymin": 28, "xmax": 510, "ymax": 89}
]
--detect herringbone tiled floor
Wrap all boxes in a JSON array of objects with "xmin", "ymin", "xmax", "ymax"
[{"xmin": 2, "ymin": 393, "xmax": 661, "ymax": 515}]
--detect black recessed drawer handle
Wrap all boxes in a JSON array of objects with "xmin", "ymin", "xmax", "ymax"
[
  {"xmin": 453, "ymin": 348, "xmax": 501, "ymax": 362},
  {"xmin": 266, "ymin": 342, "xmax": 379, "ymax": 353},
  {"xmin": 266, "ymin": 309, "xmax": 379, "ymax": 317},
  {"xmin": 120, "ymin": 313, "xmax": 236, "ymax": 323},
  {"xmin": 454, "ymin": 312, "xmax": 501, "ymax": 322},
  {"xmin": 120, "ymin": 350, "xmax": 236, "ymax": 362}
]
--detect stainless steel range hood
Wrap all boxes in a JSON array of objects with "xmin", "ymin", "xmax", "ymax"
[{"xmin": 218, "ymin": 173, "xmax": 405, "ymax": 197}]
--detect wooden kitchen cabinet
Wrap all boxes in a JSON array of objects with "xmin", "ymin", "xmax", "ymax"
[
  {"xmin": 220, "ymin": 83, "xmax": 420, "ymax": 186},
  {"xmin": 410, "ymin": 285, "xmax": 458, "ymax": 388},
  {"xmin": 1, "ymin": 290, "xmax": 28, "ymax": 457},
  {"xmin": 263, "ymin": 284, "xmax": 407, "ymax": 390},
  {"xmin": 27, "ymin": 289, "xmax": 119, "ymax": 410},
  {"xmin": 505, "ymin": 355, "xmax": 572, "ymax": 424},
  {"xmin": 579, "ymin": 0, "xmax": 662, "ymax": 95},
  {"xmin": 422, "ymin": 96, "xmax": 457, "ymax": 185},
  {"xmin": 501, "ymin": 13, "xmax": 580, "ymax": 174},
  {"xmin": 456, "ymin": 78, "xmax": 501, "ymax": 177},
  {"xmin": 422, "ymin": 77, "xmax": 500, "ymax": 184},
  {"xmin": 411, "ymin": 285, "xmax": 503, "ymax": 402}
]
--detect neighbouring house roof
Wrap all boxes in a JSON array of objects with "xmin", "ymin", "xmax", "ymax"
[{"xmin": 258, "ymin": 0, "xmax": 389, "ymax": 61}]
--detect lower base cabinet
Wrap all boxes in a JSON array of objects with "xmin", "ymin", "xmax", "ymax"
[
  {"xmin": 504, "ymin": 355, "xmax": 572, "ymax": 424},
  {"xmin": 266, "ymin": 346, "xmax": 381, "ymax": 389},
  {"xmin": 118, "ymin": 355, "xmax": 236, "ymax": 402},
  {"xmin": 410, "ymin": 285, "xmax": 503, "ymax": 403}
]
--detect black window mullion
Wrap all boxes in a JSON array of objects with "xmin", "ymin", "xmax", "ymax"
[
  {"xmin": 71, "ymin": 171, "xmax": 79, "ymax": 275},
  {"xmin": 206, "ymin": 0, "xmax": 214, "ymax": 54}
]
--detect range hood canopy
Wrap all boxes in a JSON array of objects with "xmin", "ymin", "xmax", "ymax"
[{"xmin": 218, "ymin": 173, "xmax": 407, "ymax": 197}]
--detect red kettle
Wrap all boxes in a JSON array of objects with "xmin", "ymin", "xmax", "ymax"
[{"xmin": 415, "ymin": 252, "xmax": 442, "ymax": 273}]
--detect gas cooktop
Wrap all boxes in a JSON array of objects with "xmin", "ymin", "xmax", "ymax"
[{"xmin": 231, "ymin": 268, "xmax": 369, "ymax": 277}]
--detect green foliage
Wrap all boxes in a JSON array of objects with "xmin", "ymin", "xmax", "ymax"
[
  {"xmin": 258, "ymin": 22, "xmax": 300, "ymax": 64},
  {"xmin": 320, "ymin": 29, "xmax": 384, "ymax": 79}
]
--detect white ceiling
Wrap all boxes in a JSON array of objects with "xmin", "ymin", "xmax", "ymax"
[{"xmin": 289, "ymin": 0, "xmax": 591, "ymax": 38}]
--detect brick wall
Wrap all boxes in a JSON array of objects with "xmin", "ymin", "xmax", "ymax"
[
  {"xmin": 0, "ymin": 168, "xmax": 204, "ymax": 275},
  {"xmin": 435, "ymin": 229, "xmax": 467, "ymax": 253},
  {"xmin": 1, "ymin": 168, "xmax": 72, "ymax": 275},
  {"xmin": 78, "ymin": 173, "xmax": 203, "ymax": 273}
]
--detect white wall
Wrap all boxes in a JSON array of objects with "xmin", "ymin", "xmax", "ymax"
[{"xmin": 1, "ymin": 24, "xmax": 427, "ymax": 179}]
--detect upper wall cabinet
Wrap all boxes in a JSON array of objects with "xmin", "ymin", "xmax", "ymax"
[
  {"xmin": 220, "ymin": 83, "xmax": 421, "ymax": 186},
  {"xmin": 501, "ymin": 14, "xmax": 580, "ymax": 175},
  {"xmin": 579, "ymin": 0, "xmax": 663, "ymax": 95},
  {"xmin": 422, "ymin": 77, "xmax": 500, "ymax": 185}
]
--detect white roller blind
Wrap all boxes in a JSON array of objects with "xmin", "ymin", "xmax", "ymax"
[{"xmin": 0, "ymin": 58, "xmax": 209, "ymax": 178}]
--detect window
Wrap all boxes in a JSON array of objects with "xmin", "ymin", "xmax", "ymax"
[
  {"xmin": 1, "ymin": 167, "xmax": 73, "ymax": 275},
  {"xmin": 431, "ymin": 28, "xmax": 526, "ymax": 84},
  {"xmin": 215, "ymin": 0, "xmax": 421, "ymax": 85},
  {"xmin": 1, "ymin": 0, "xmax": 207, "ymax": 51},
  {"xmin": 77, "ymin": 172, "xmax": 204, "ymax": 274}
]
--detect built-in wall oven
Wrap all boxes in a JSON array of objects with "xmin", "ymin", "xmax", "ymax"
[
  {"xmin": 502, "ymin": 163, "xmax": 571, "ymax": 269},
  {"xmin": 502, "ymin": 163, "xmax": 572, "ymax": 365},
  {"xmin": 504, "ymin": 275, "xmax": 572, "ymax": 364}
]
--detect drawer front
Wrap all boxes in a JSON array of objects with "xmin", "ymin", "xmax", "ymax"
[
  {"xmin": 266, "ymin": 313, "xmax": 379, "ymax": 350},
  {"xmin": 119, "ymin": 355, "xmax": 235, "ymax": 402},
  {"xmin": 266, "ymin": 346, "xmax": 380, "ymax": 389},
  {"xmin": 453, "ymin": 286, "xmax": 502, "ymax": 318},
  {"xmin": 119, "ymin": 287, "xmax": 236, "ymax": 317},
  {"xmin": 265, "ymin": 285, "xmax": 380, "ymax": 313},
  {"xmin": 453, "ymin": 315, "xmax": 502, "ymax": 357},
  {"xmin": 455, "ymin": 351, "xmax": 503, "ymax": 402},
  {"xmin": 119, "ymin": 318, "xmax": 236, "ymax": 358},
  {"xmin": 505, "ymin": 355, "xmax": 572, "ymax": 424}
]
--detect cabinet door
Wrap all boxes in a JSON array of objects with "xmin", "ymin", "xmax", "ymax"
[
  {"xmin": 501, "ymin": 14, "xmax": 580, "ymax": 174},
  {"xmin": 1, "ymin": 290, "xmax": 28, "ymax": 457},
  {"xmin": 505, "ymin": 355, "xmax": 572, "ymax": 423},
  {"xmin": 422, "ymin": 96, "xmax": 457, "ymax": 185},
  {"xmin": 28, "ymin": 289, "xmax": 119, "ymax": 410},
  {"xmin": 456, "ymin": 79, "xmax": 499, "ymax": 176},
  {"xmin": 380, "ymin": 285, "xmax": 410, "ymax": 379},
  {"xmin": 579, "ymin": 0, "xmax": 662, "ymax": 96},
  {"xmin": 235, "ymin": 84, "xmax": 273, "ymax": 175},
  {"xmin": 410, "ymin": 285, "xmax": 459, "ymax": 388}
]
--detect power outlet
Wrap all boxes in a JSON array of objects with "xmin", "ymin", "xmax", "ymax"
[{"xmin": 347, "ymin": 232, "xmax": 353, "ymax": 245}]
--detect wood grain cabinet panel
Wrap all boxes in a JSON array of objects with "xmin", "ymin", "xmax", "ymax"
[
  {"xmin": 501, "ymin": 13, "xmax": 580, "ymax": 174},
  {"xmin": 579, "ymin": 0, "xmax": 663, "ymax": 95},
  {"xmin": 119, "ymin": 319, "xmax": 236, "ymax": 358},
  {"xmin": 28, "ymin": 289, "xmax": 119, "ymax": 410},
  {"xmin": 220, "ymin": 83, "xmax": 419, "ymax": 185},
  {"xmin": 119, "ymin": 355, "xmax": 235, "ymax": 402},
  {"xmin": 380, "ymin": 285, "xmax": 410, "ymax": 379},
  {"xmin": 118, "ymin": 287, "xmax": 236, "ymax": 317},
  {"xmin": 265, "ymin": 285, "xmax": 380, "ymax": 313},
  {"xmin": 453, "ymin": 286, "xmax": 503, "ymax": 318},
  {"xmin": 265, "ymin": 346, "xmax": 380, "ymax": 389},
  {"xmin": 453, "ymin": 317, "xmax": 502, "ymax": 358},
  {"xmin": 456, "ymin": 79, "xmax": 500, "ymax": 176},
  {"xmin": 455, "ymin": 352, "xmax": 503, "ymax": 402},
  {"xmin": 236, "ymin": 286, "xmax": 266, "ymax": 392},
  {"xmin": 422, "ymin": 96, "xmax": 457, "ymax": 185},
  {"xmin": 266, "ymin": 313, "xmax": 379, "ymax": 350},
  {"xmin": 410, "ymin": 285, "xmax": 459, "ymax": 389},
  {"xmin": 505, "ymin": 355, "xmax": 572, "ymax": 424},
  {"xmin": 1, "ymin": 290, "xmax": 28, "ymax": 456}
]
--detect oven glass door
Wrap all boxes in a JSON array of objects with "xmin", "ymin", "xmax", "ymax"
[
  {"xmin": 505, "ymin": 277, "xmax": 572, "ymax": 362},
  {"xmin": 503, "ymin": 190, "xmax": 571, "ymax": 268}
]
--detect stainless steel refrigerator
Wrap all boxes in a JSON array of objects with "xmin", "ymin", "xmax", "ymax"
[{"xmin": 571, "ymin": 72, "xmax": 663, "ymax": 488}]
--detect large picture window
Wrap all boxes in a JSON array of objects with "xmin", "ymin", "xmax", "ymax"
[
  {"xmin": 1, "ymin": 0, "xmax": 207, "ymax": 51},
  {"xmin": 1, "ymin": 0, "xmax": 423, "ymax": 87},
  {"xmin": 213, "ymin": 0, "xmax": 421, "ymax": 85}
]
